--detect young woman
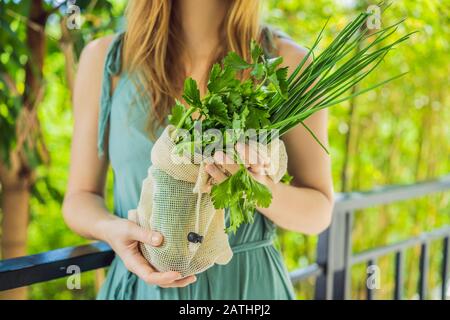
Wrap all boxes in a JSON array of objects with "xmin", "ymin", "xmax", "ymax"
[{"xmin": 63, "ymin": 0, "xmax": 334, "ymax": 300}]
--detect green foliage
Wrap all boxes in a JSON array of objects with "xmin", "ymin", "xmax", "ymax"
[
  {"xmin": 265, "ymin": 0, "xmax": 450, "ymax": 299},
  {"xmin": 0, "ymin": 0, "xmax": 125, "ymax": 299},
  {"xmin": 211, "ymin": 167, "xmax": 272, "ymax": 233},
  {"xmin": 171, "ymin": 41, "xmax": 290, "ymax": 231}
]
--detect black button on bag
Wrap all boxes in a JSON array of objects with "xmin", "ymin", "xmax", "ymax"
[{"xmin": 187, "ymin": 232, "xmax": 203, "ymax": 243}]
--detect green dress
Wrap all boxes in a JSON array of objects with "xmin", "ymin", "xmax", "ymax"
[{"xmin": 96, "ymin": 33, "xmax": 295, "ymax": 300}]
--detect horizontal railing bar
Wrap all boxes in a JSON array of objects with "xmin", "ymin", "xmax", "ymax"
[
  {"xmin": 290, "ymin": 263, "xmax": 323, "ymax": 283},
  {"xmin": 0, "ymin": 242, "xmax": 114, "ymax": 291},
  {"xmin": 333, "ymin": 175, "xmax": 450, "ymax": 212},
  {"xmin": 351, "ymin": 227, "xmax": 450, "ymax": 265},
  {"xmin": 0, "ymin": 242, "xmax": 322, "ymax": 290},
  {"xmin": 0, "ymin": 175, "xmax": 449, "ymax": 292}
]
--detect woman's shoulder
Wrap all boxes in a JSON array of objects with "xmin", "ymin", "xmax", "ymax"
[
  {"xmin": 274, "ymin": 35, "xmax": 312, "ymax": 75},
  {"xmin": 79, "ymin": 34, "xmax": 116, "ymax": 68},
  {"xmin": 76, "ymin": 34, "xmax": 123, "ymax": 97}
]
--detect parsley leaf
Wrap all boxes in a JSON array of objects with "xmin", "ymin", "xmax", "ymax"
[
  {"xmin": 224, "ymin": 52, "xmax": 252, "ymax": 70},
  {"xmin": 168, "ymin": 100, "xmax": 186, "ymax": 126},
  {"xmin": 207, "ymin": 64, "xmax": 238, "ymax": 93},
  {"xmin": 206, "ymin": 95, "xmax": 231, "ymax": 126},
  {"xmin": 182, "ymin": 78, "xmax": 202, "ymax": 108},
  {"xmin": 250, "ymin": 63, "xmax": 265, "ymax": 80},
  {"xmin": 251, "ymin": 40, "xmax": 264, "ymax": 63},
  {"xmin": 211, "ymin": 168, "xmax": 272, "ymax": 233}
]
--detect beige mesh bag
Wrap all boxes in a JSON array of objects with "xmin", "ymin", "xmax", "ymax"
[{"xmin": 129, "ymin": 125, "xmax": 288, "ymax": 277}]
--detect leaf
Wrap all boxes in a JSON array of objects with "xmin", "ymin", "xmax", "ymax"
[
  {"xmin": 224, "ymin": 52, "xmax": 252, "ymax": 70},
  {"xmin": 266, "ymin": 56, "xmax": 283, "ymax": 73},
  {"xmin": 182, "ymin": 78, "xmax": 202, "ymax": 108},
  {"xmin": 206, "ymin": 95, "xmax": 231, "ymax": 126},
  {"xmin": 245, "ymin": 107, "xmax": 270, "ymax": 129},
  {"xmin": 209, "ymin": 63, "xmax": 221, "ymax": 82},
  {"xmin": 281, "ymin": 172, "xmax": 294, "ymax": 185},
  {"xmin": 211, "ymin": 168, "xmax": 272, "ymax": 233},
  {"xmin": 207, "ymin": 64, "xmax": 238, "ymax": 93},
  {"xmin": 168, "ymin": 100, "xmax": 185, "ymax": 126},
  {"xmin": 228, "ymin": 91, "xmax": 243, "ymax": 107},
  {"xmin": 268, "ymin": 67, "xmax": 288, "ymax": 98},
  {"xmin": 248, "ymin": 175, "xmax": 272, "ymax": 208},
  {"xmin": 250, "ymin": 40, "xmax": 264, "ymax": 63},
  {"xmin": 250, "ymin": 63, "xmax": 265, "ymax": 80},
  {"xmin": 173, "ymin": 139, "xmax": 202, "ymax": 157},
  {"xmin": 275, "ymin": 67, "xmax": 289, "ymax": 96},
  {"xmin": 211, "ymin": 176, "xmax": 232, "ymax": 209}
]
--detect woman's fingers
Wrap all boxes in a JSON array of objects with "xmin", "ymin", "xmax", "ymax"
[
  {"xmin": 235, "ymin": 143, "xmax": 269, "ymax": 175},
  {"xmin": 236, "ymin": 142, "xmax": 269, "ymax": 166},
  {"xmin": 205, "ymin": 163, "xmax": 228, "ymax": 184},
  {"xmin": 144, "ymin": 269, "xmax": 183, "ymax": 286},
  {"xmin": 123, "ymin": 249, "xmax": 181, "ymax": 285},
  {"xmin": 213, "ymin": 151, "xmax": 239, "ymax": 175},
  {"xmin": 159, "ymin": 275, "xmax": 197, "ymax": 288},
  {"xmin": 127, "ymin": 252, "xmax": 195, "ymax": 287},
  {"xmin": 127, "ymin": 221, "xmax": 163, "ymax": 247},
  {"xmin": 206, "ymin": 144, "xmax": 272, "ymax": 184}
]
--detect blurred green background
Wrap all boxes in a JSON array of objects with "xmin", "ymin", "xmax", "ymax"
[{"xmin": 0, "ymin": 0, "xmax": 448, "ymax": 299}]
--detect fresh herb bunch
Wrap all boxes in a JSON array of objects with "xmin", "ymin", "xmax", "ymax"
[
  {"xmin": 168, "ymin": 11, "xmax": 412, "ymax": 233},
  {"xmin": 169, "ymin": 40, "xmax": 287, "ymax": 145}
]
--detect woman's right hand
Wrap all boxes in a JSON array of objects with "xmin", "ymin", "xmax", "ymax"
[{"xmin": 100, "ymin": 217, "xmax": 197, "ymax": 288}]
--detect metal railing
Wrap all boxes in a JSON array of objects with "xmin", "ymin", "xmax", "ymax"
[{"xmin": 1, "ymin": 175, "xmax": 449, "ymax": 299}]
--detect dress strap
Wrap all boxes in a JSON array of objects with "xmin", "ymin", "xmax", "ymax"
[
  {"xmin": 260, "ymin": 25, "xmax": 291, "ymax": 59},
  {"xmin": 97, "ymin": 32, "xmax": 125, "ymax": 157}
]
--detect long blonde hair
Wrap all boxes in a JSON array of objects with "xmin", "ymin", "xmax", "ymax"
[{"xmin": 123, "ymin": 0, "xmax": 275, "ymax": 136}]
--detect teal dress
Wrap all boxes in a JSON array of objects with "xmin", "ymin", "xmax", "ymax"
[{"xmin": 96, "ymin": 33, "xmax": 295, "ymax": 300}]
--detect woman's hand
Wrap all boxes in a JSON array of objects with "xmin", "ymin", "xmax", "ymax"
[
  {"xmin": 205, "ymin": 142, "xmax": 275, "ymax": 190},
  {"xmin": 100, "ymin": 217, "xmax": 197, "ymax": 288}
]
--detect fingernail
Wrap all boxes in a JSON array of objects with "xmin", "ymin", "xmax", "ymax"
[
  {"xmin": 151, "ymin": 233, "xmax": 161, "ymax": 245},
  {"xmin": 213, "ymin": 152, "xmax": 225, "ymax": 164}
]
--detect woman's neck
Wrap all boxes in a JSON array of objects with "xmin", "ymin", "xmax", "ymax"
[{"xmin": 176, "ymin": 0, "xmax": 227, "ymax": 63}]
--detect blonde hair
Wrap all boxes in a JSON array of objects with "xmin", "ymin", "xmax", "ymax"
[{"xmin": 123, "ymin": 0, "xmax": 275, "ymax": 137}]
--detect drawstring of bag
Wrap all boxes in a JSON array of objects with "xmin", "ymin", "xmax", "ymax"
[
  {"xmin": 194, "ymin": 163, "xmax": 204, "ymax": 235},
  {"xmin": 189, "ymin": 161, "xmax": 208, "ymax": 252}
]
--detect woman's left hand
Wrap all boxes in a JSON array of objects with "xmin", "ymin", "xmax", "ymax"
[{"xmin": 205, "ymin": 142, "xmax": 275, "ymax": 189}]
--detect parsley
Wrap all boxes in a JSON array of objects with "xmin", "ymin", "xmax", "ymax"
[
  {"xmin": 211, "ymin": 167, "xmax": 272, "ymax": 233},
  {"xmin": 169, "ymin": 11, "xmax": 410, "ymax": 232}
]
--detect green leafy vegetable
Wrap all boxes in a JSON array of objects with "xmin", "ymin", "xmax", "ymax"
[
  {"xmin": 211, "ymin": 167, "xmax": 272, "ymax": 233},
  {"xmin": 169, "ymin": 10, "xmax": 412, "ymax": 233}
]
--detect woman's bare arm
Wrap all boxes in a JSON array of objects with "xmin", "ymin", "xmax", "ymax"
[
  {"xmin": 63, "ymin": 36, "xmax": 196, "ymax": 287},
  {"xmin": 256, "ymin": 38, "xmax": 334, "ymax": 234},
  {"xmin": 63, "ymin": 36, "xmax": 115, "ymax": 241},
  {"xmin": 206, "ymin": 38, "xmax": 334, "ymax": 235}
]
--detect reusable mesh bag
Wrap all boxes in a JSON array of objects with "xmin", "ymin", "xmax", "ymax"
[{"xmin": 129, "ymin": 125, "xmax": 288, "ymax": 277}]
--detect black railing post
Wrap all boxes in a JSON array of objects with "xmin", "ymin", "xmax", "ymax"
[
  {"xmin": 314, "ymin": 209, "xmax": 353, "ymax": 300},
  {"xmin": 441, "ymin": 237, "xmax": 449, "ymax": 300},
  {"xmin": 418, "ymin": 242, "xmax": 430, "ymax": 300},
  {"xmin": 366, "ymin": 258, "xmax": 377, "ymax": 300},
  {"xmin": 394, "ymin": 250, "xmax": 404, "ymax": 300},
  {"xmin": 314, "ymin": 228, "xmax": 331, "ymax": 300}
]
